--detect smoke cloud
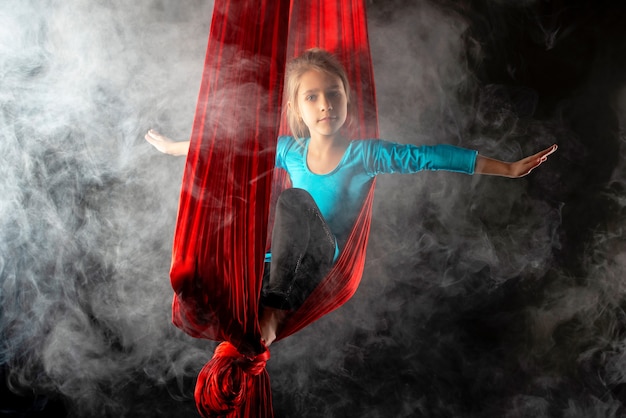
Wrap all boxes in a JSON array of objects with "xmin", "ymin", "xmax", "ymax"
[
  {"xmin": 1, "ymin": 0, "xmax": 626, "ymax": 417},
  {"xmin": 1, "ymin": 0, "xmax": 215, "ymax": 416}
]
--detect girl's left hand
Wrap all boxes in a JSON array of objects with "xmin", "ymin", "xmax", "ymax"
[
  {"xmin": 475, "ymin": 144, "xmax": 558, "ymax": 178},
  {"xmin": 509, "ymin": 144, "xmax": 558, "ymax": 178}
]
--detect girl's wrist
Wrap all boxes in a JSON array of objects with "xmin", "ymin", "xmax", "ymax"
[
  {"xmin": 170, "ymin": 141, "xmax": 190, "ymax": 156},
  {"xmin": 475, "ymin": 155, "xmax": 514, "ymax": 177}
]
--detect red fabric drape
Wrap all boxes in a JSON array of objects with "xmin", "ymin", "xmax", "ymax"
[
  {"xmin": 169, "ymin": 1, "xmax": 378, "ymax": 416},
  {"xmin": 170, "ymin": 0, "xmax": 290, "ymax": 356}
]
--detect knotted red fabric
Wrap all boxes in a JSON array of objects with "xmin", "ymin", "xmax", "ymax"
[
  {"xmin": 169, "ymin": 1, "xmax": 379, "ymax": 416},
  {"xmin": 195, "ymin": 342, "xmax": 271, "ymax": 417}
]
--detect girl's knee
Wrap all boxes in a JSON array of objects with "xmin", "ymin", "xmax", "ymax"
[{"xmin": 277, "ymin": 188, "xmax": 315, "ymax": 209}]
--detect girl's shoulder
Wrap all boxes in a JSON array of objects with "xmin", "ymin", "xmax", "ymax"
[
  {"xmin": 276, "ymin": 136, "xmax": 306, "ymax": 167},
  {"xmin": 277, "ymin": 135, "xmax": 306, "ymax": 150}
]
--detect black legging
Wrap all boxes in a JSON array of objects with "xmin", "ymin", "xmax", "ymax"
[{"xmin": 261, "ymin": 188, "xmax": 336, "ymax": 310}]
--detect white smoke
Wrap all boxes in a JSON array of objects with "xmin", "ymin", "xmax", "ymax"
[
  {"xmin": 0, "ymin": 0, "xmax": 215, "ymax": 416},
  {"xmin": 1, "ymin": 0, "xmax": 626, "ymax": 417}
]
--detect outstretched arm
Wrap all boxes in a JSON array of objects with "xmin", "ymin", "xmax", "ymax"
[
  {"xmin": 144, "ymin": 129, "xmax": 190, "ymax": 156},
  {"xmin": 475, "ymin": 144, "xmax": 557, "ymax": 178}
]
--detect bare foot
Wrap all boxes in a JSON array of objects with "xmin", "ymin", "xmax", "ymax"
[{"xmin": 259, "ymin": 307, "xmax": 288, "ymax": 347}]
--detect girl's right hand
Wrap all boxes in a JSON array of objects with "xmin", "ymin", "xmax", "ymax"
[{"xmin": 144, "ymin": 129, "xmax": 190, "ymax": 156}]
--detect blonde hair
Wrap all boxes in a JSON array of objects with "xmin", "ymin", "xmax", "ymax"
[{"xmin": 285, "ymin": 48, "xmax": 353, "ymax": 140}]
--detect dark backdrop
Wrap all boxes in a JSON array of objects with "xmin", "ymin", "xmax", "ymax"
[{"xmin": 1, "ymin": 1, "xmax": 626, "ymax": 417}]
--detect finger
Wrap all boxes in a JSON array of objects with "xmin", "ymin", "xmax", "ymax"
[
  {"xmin": 537, "ymin": 144, "xmax": 558, "ymax": 159},
  {"xmin": 541, "ymin": 145, "xmax": 558, "ymax": 161},
  {"xmin": 527, "ymin": 145, "xmax": 556, "ymax": 166},
  {"xmin": 544, "ymin": 144, "xmax": 558, "ymax": 156},
  {"xmin": 149, "ymin": 132, "xmax": 168, "ymax": 144}
]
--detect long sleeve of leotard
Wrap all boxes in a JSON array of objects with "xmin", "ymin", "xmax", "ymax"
[{"xmin": 364, "ymin": 140, "xmax": 477, "ymax": 176}]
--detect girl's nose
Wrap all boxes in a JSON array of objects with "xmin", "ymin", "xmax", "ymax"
[{"xmin": 321, "ymin": 96, "xmax": 333, "ymax": 111}]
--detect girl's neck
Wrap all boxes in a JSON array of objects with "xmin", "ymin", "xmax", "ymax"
[
  {"xmin": 308, "ymin": 133, "xmax": 347, "ymax": 155},
  {"xmin": 306, "ymin": 134, "xmax": 348, "ymax": 174}
]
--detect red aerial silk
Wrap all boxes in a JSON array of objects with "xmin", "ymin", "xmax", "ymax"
[{"xmin": 169, "ymin": 0, "xmax": 378, "ymax": 416}]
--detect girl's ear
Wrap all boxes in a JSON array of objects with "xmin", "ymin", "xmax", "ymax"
[{"xmin": 288, "ymin": 101, "xmax": 301, "ymax": 119}]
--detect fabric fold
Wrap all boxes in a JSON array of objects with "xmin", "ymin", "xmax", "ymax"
[{"xmin": 169, "ymin": 1, "xmax": 379, "ymax": 416}]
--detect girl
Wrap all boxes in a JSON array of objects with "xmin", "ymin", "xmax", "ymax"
[{"xmin": 146, "ymin": 48, "xmax": 557, "ymax": 347}]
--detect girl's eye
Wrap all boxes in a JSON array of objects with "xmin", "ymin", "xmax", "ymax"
[{"xmin": 306, "ymin": 95, "xmax": 316, "ymax": 101}]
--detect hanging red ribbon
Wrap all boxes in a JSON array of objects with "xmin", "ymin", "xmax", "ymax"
[{"xmin": 169, "ymin": 1, "xmax": 378, "ymax": 416}]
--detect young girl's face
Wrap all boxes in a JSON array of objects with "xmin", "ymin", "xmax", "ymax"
[{"xmin": 295, "ymin": 70, "xmax": 347, "ymax": 141}]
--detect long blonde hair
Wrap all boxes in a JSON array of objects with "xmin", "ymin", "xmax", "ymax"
[{"xmin": 284, "ymin": 48, "xmax": 353, "ymax": 140}]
